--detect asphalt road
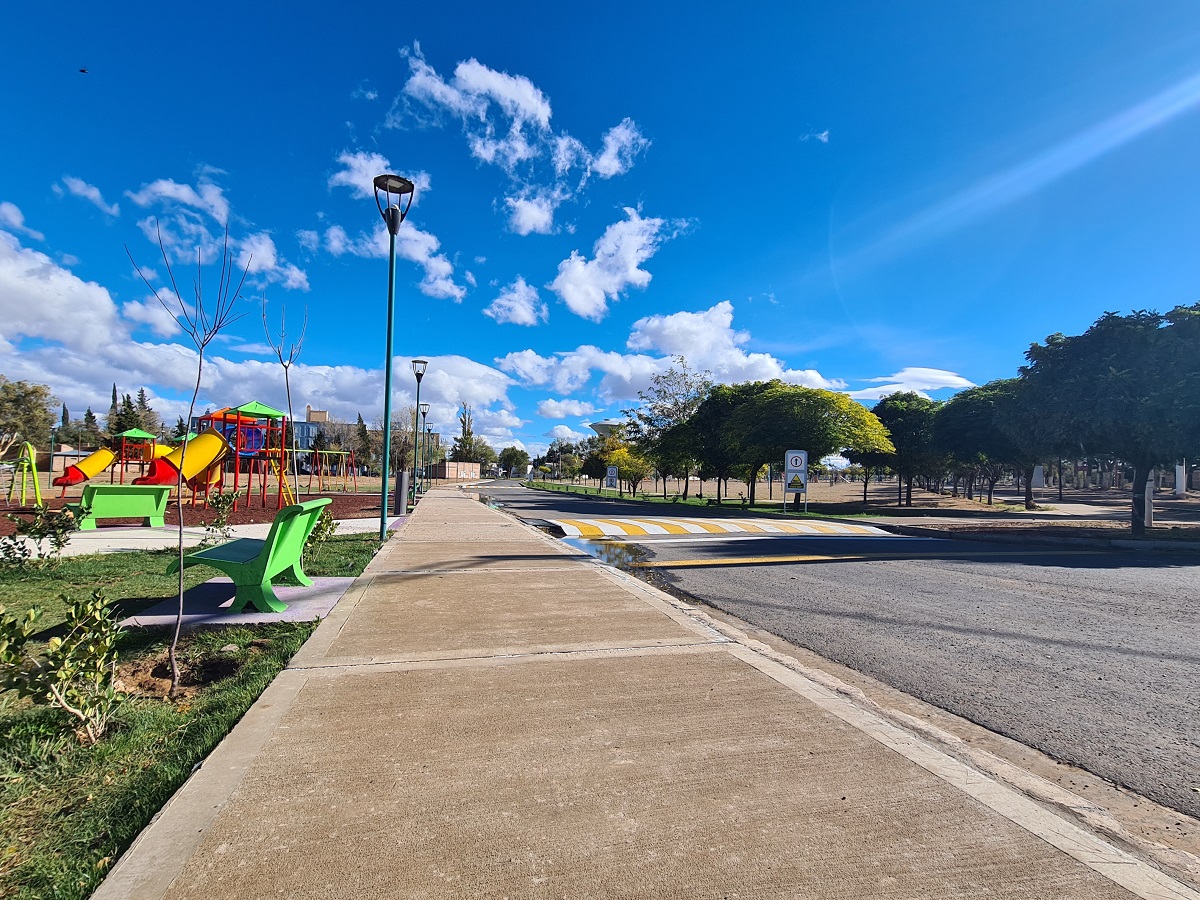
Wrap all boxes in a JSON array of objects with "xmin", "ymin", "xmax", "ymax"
[{"xmin": 482, "ymin": 482, "xmax": 1200, "ymax": 818}]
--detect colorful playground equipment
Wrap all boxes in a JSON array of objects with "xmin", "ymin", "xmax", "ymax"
[
  {"xmin": 53, "ymin": 428, "xmax": 174, "ymax": 491},
  {"xmin": 307, "ymin": 448, "xmax": 358, "ymax": 494},
  {"xmin": 53, "ymin": 447, "xmax": 116, "ymax": 488},
  {"xmin": 195, "ymin": 401, "xmax": 292, "ymax": 510},
  {"xmin": 4, "ymin": 442, "xmax": 42, "ymax": 506},
  {"xmin": 133, "ymin": 428, "xmax": 231, "ymax": 490}
]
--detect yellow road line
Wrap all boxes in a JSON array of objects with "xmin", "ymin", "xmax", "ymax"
[{"xmin": 632, "ymin": 549, "xmax": 1105, "ymax": 568}]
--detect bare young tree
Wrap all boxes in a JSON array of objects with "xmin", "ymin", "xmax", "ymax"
[
  {"xmin": 128, "ymin": 223, "xmax": 249, "ymax": 696},
  {"xmin": 262, "ymin": 297, "xmax": 307, "ymax": 500}
]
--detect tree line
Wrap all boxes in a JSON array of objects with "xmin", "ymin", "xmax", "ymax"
[{"xmin": 573, "ymin": 304, "xmax": 1199, "ymax": 534}]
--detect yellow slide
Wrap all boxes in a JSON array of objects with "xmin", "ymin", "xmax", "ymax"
[
  {"xmin": 134, "ymin": 429, "xmax": 231, "ymax": 485},
  {"xmin": 53, "ymin": 448, "xmax": 116, "ymax": 486}
]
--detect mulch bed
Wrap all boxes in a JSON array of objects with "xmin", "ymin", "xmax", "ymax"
[{"xmin": 0, "ymin": 492, "xmax": 382, "ymax": 538}]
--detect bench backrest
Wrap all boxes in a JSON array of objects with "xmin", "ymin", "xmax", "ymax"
[
  {"xmin": 81, "ymin": 483, "xmax": 172, "ymax": 505},
  {"xmin": 260, "ymin": 498, "xmax": 333, "ymax": 573}
]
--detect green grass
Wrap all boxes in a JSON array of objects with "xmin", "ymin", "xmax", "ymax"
[
  {"xmin": 304, "ymin": 532, "xmax": 380, "ymax": 577},
  {"xmin": 0, "ymin": 530, "xmax": 382, "ymax": 898},
  {"xmin": 0, "ymin": 622, "xmax": 315, "ymax": 899},
  {"xmin": 0, "ymin": 548, "xmax": 211, "ymax": 631}
]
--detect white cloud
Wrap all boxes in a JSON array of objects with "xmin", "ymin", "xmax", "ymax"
[
  {"xmin": 549, "ymin": 208, "xmax": 680, "ymax": 321},
  {"xmin": 296, "ymin": 229, "xmax": 319, "ymax": 252},
  {"xmin": 536, "ymin": 399, "xmax": 596, "ymax": 418},
  {"xmin": 505, "ymin": 193, "xmax": 558, "ymax": 235},
  {"xmin": 0, "ymin": 202, "xmax": 44, "ymax": 241},
  {"xmin": 849, "ymin": 367, "xmax": 975, "ymax": 400},
  {"xmin": 237, "ymin": 232, "xmax": 310, "ymax": 291},
  {"xmin": 591, "ymin": 118, "xmax": 650, "ymax": 178},
  {"xmin": 627, "ymin": 301, "xmax": 844, "ymax": 389},
  {"xmin": 0, "ymin": 231, "xmax": 124, "ymax": 353},
  {"xmin": 483, "ymin": 276, "xmax": 547, "ymax": 326},
  {"xmin": 328, "ymin": 151, "xmax": 431, "ymax": 204},
  {"xmin": 321, "ymin": 223, "xmax": 464, "ymax": 301},
  {"xmin": 546, "ymin": 424, "xmax": 593, "ymax": 442},
  {"xmin": 126, "ymin": 178, "xmax": 229, "ymax": 226},
  {"xmin": 499, "ymin": 301, "xmax": 844, "ymax": 403},
  {"xmin": 392, "ymin": 45, "xmax": 649, "ymax": 234},
  {"xmin": 800, "ymin": 130, "xmax": 830, "ymax": 143},
  {"xmin": 60, "ymin": 177, "xmax": 120, "ymax": 216},
  {"xmin": 122, "ymin": 298, "xmax": 181, "ymax": 338}
]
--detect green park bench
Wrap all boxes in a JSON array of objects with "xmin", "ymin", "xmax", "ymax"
[
  {"xmin": 67, "ymin": 483, "xmax": 173, "ymax": 530},
  {"xmin": 167, "ymin": 498, "xmax": 332, "ymax": 614}
]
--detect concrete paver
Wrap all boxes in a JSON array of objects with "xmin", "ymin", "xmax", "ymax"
[{"xmin": 95, "ymin": 488, "xmax": 1200, "ymax": 900}]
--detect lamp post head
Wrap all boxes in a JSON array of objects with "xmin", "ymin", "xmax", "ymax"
[
  {"xmin": 419, "ymin": 402, "xmax": 430, "ymax": 417},
  {"xmin": 373, "ymin": 174, "xmax": 415, "ymax": 235},
  {"xmin": 412, "ymin": 358, "xmax": 428, "ymax": 380}
]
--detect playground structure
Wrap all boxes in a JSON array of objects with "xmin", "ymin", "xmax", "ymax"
[
  {"xmin": 3, "ymin": 442, "xmax": 42, "ymax": 507},
  {"xmin": 132, "ymin": 428, "xmax": 231, "ymax": 496},
  {"xmin": 190, "ymin": 402, "xmax": 294, "ymax": 510},
  {"xmin": 54, "ymin": 428, "xmax": 173, "ymax": 492},
  {"xmin": 307, "ymin": 448, "xmax": 358, "ymax": 494}
]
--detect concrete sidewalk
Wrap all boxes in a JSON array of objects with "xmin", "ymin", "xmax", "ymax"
[{"xmin": 95, "ymin": 488, "xmax": 1199, "ymax": 899}]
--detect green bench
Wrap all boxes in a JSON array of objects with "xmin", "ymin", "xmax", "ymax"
[
  {"xmin": 67, "ymin": 483, "xmax": 173, "ymax": 530},
  {"xmin": 167, "ymin": 498, "xmax": 332, "ymax": 614}
]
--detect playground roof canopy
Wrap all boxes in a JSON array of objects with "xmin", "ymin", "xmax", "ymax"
[
  {"xmin": 204, "ymin": 402, "xmax": 287, "ymax": 421},
  {"xmin": 234, "ymin": 401, "xmax": 287, "ymax": 419},
  {"xmin": 116, "ymin": 428, "xmax": 158, "ymax": 440}
]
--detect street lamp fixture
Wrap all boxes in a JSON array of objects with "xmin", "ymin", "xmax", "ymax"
[
  {"xmin": 374, "ymin": 173, "xmax": 416, "ymax": 541},
  {"xmin": 411, "ymin": 360, "xmax": 428, "ymax": 498},
  {"xmin": 418, "ymin": 402, "xmax": 430, "ymax": 493}
]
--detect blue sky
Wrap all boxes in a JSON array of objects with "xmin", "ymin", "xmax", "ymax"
[{"xmin": 4, "ymin": 2, "xmax": 1200, "ymax": 454}]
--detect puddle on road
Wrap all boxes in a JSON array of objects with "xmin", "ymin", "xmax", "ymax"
[{"xmin": 562, "ymin": 537, "xmax": 648, "ymax": 571}]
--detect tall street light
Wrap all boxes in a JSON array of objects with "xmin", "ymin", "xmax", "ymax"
[
  {"xmin": 411, "ymin": 359, "xmax": 428, "ymax": 498},
  {"xmin": 418, "ymin": 402, "xmax": 430, "ymax": 493},
  {"xmin": 425, "ymin": 426, "xmax": 434, "ymax": 489},
  {"xmin": 373, "ymin": 173, "xmax": 415, "ymax": 541}
]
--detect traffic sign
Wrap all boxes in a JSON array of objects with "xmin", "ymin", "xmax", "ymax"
[
  {"xmin": 784, "ymin": 449, "xmax": 807, "ymax": 494},
  {"xmin": 605, "ymin": 465, "xmax": 618, "ymax": 489}
]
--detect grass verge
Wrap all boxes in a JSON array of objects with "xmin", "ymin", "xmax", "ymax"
[{"xmin": 0, "ymin": 531, "xmax": 381, "ymax": 898}]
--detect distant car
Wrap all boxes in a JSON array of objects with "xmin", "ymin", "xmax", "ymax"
[{"xmin": 0, "ymin": 463, "xmax": 13, "ymax": 473}]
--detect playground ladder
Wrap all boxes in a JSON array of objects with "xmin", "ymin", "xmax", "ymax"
[
  {"xmin": 4, "ymin": 442, "xmax": 42, "ymax": 507},
  {"xmin": 270, "ymin": 459, "xmax": 296, "ymax": 506}
]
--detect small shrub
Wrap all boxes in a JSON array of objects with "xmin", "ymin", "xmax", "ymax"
[
  {"xmin": 0, "ymin": 590, "xmax": 124, "ymax": 744},
  {"xmin": 200, "ymin": 491, "xmax": 238, "ymax": 547},
  {"xmin": 303, "ymin": 508, "xmax": 338, "ymax": 565},
  {"xmin": 2, "ymin": 504, "xmax": 86, "ymax": 568}
]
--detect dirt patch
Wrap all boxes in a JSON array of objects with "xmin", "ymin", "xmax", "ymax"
[{"xmin": 115, "ymin": 648, "xmax": 243, "ymax": 700}]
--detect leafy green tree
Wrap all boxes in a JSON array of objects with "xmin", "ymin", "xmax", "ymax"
[
  {"xmin": 623, "ymin": 357, "xmax": 712, "ymax": 493},
  {"xmin": 172, "ymin": 415, "xmax": 188, "ymax": 439},
  {"xmin": 844, "ymin": 448, "xmax": 893, "ymax": 504},
  {"xmin": 732, "ymin": 384, "xmax": 894, "ymax": 506},
  {"xmin": 499, "ymin": 446, "xmax": 530, "ymax": 477},
  {"xmin": 691, "ymin": 381, "xmax": 770, "ymax": 501},
  {"xmin": 1020, "ymin": 304, "xmax": 1200, "ymax": 531},
  {"xmin": 607, "ymin": 447, "xmax": 653, "ymax": 497},
  {"xmin": 933, "ymin": 383, "xmax": 1022, "ymax": 505},
  {"xmin": 0, "ymin": 376, "xmax": 57, "ymax": 458},
  {"xmin": 134, "ymin": 387, "xmax": 162, "ymax": 435},
  {"xmin": 355, "ymin": 413, "xmax": 372, "ymax": 469},
  {"xmin": 78, "ymin": 408, "xmax": 106, "ymax": 448},
  {"xmin": 871, "ymin": 392, "xmax": 940, "ymax": 506}
]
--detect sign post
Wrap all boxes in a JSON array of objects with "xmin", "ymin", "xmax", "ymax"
[
  {"xmin": 783, "ymin": 449, "xmax": 808, "ymax": 514},
  {"xmin": 605, "ymin": 465, "xmax": 619, "ymax": 497}
]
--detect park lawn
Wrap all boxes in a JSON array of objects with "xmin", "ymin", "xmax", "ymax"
[{"xmin": 0, "ymin": 532, "xmax": 380, "ymax": 899}]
